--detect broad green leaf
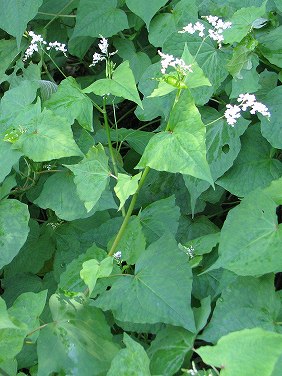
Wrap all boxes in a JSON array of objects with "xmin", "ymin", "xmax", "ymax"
[
  {"xmin": 37, "ymin": 79, "xmax": 58, "ymax": 101},
  {"xmin": 257, "ymin": 25, "xmax": 282, "ymax": 68},
  {"xmin": 1, "ymin": 273, "xmax": 43, "ymax": 307},
  {"xmin": 264, "ymin": 177, "xmax": 282, "ymax": 205},
  {"xmin": 0, "ymin": 140, "xmax": 22, "ymax": 183},
  {"xmin": 183, "ymin": 107, "xmax": 249, "ymax": 213},
  {"xmin": 114, "ymin": 172, "xmax": 141, "ymax": 210},
  {"xmin": 227, "ymin": 44, "xmax": 254, "ymax": 78},
  {"xmin": 13, "ymin": 109, "xmax": 83, "ymax": 162},
  {"xmin": 0, "ymin": 80, "xmax": 38, "ymax": 131},
  {"xmin": 0, "ymin": 199, "xmax": 30, "ymax": 269},
  {"xmin": 260, "ymin": 86, "xmax": 282, "ymax": 149},
  {"xmin": 9, "ymin": 291, "xmax": 47, "ymax": 338},
  {"xmin": 45, "ymin": 77, "xmax": 93, "ymax": 131},
  {"xmin": 223, "ymin": 2, "xmax": 267, "ymax": 44},
  {"xmin": 0, "ymin": 297, "xmax": 27, "ymax": 363},
  {"xmin": 0, "ymin": 0, "xmax": 43, "ymax": 47},
  {"xmin": 95, "ymin": 235, "xmax": 195, "ymax": 332},
  {"xmin": 230, "ymin": 55, "xmax": 260, "ymax": 98},
  {"xmin": 59, "ymin": 245, "xmax": 107, "ymax": 294},
  {"xmin": 83, "ymin": 61, "xmax": 142, "ymax": 107},
  {"xmin": 0, "ymin": 39, "xmax": 19, "ymax": 83},
  {"xmin": 197, "ymin": 328, "xmax": 282, "ymax": 376},
  {"xmin": 137, "ymin": 90, "xmax": 213, "ymax": 185},
  {"xmin": 139, "ymin": 196, "xmax": 180, "ymax": 244},
  {"xmin": 149, "ymin": 13, "xmax": 177, "ymax": 47},
  {"xmin": 148, "ymin": 326, "xmax": 195, "ymax": 376},
  {"xmin": 65, "ymin": 144, "xmax": 109, "ymax": 212},
  {"xmin": 110, "ymin": 216, "xmax": 146, "ymax": 264},
  {"xmin": 37, "ymin": 294, "xmax": 119, "ymax": 376},
  {"xmin": 80, "ymin": 256, "xmax": 113, "ymax": 295},
  {"xmin": 71, "ymin": 0, "xmax": 128, "ymax": 39},
  {"xmin": 4, "ymin": 220, "xmax": 55, "ymax": 276},
  {"xmin": 0, "ymin": 174, "xmax": 16, "ymax": 200},
  {"xmin": 201, "ymin": 275, "xmax": 281, "ymax": 343},
  {"xmin": 107, "ymin": 333, "xmax": 151, "ymax": 376},
  {"xmin": 126, "ymin": 0, "xmax": 168, "ymax": 27},
  {"xmin": 113, "ymin": 37, "xmax": 151, "ymax": 82},
  {"xmin": 217, "ymin": 125, "xmax": 282, "ymax": 197},
  {"xmin": 34, "ymin": 171, "xmax": 115, "ymax": 221},
  {"xmin": 208, "ymin": 189, "xmax": 282, "ymax": 276},
  {"xmin": 182, "ymin": 44, "xmax": 211, "ymax": 89}
]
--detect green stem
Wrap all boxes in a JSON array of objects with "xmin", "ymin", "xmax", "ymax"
[
  {"xmin": 108, "ymin": 166, "xmax": 150, "ymax": 256},
  {"xmin": 44, "ymin": 0, "xmax": 75, "ymax": 29},
  {"xmin": 42, "ymin": 60, "xmax": 56, "ymax": 83},
  {"xmin": 103, "ymin": 97, "xmax": 126, "ymax": 217}
]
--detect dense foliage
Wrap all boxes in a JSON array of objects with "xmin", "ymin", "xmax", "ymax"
[{"xmin": 0, "ymin": 0, "xmax": 282, "ymax": 375}]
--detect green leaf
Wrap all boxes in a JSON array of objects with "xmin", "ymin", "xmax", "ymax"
[
  {"xmin": 80, "ymin": 256, "xmax": 113, "ymax": 295},
  {"xmin": 95, "ymin": 235, "xmax": 195, "ymax": 332},
  {"xmin": 13, "ymin": 109, "xmax": 83, "ymax": 162},
  {"xmin": 126, "ymin": 0, "xmax": 168, "ymax": 27},
  {"xmin": 0, "ymin": 0, "xmax": 43, "ymax": 47},
  {"xmin": 9, "ymin": 291, "xmax": 47, "ymax": 338},
  {"xmin": 0, "ymin": 39, "xmax": 19, "ymax": 83},
  {"xmin": 37, "ymin": 294, "xmax": 119, "ymax": 376},
  {"xmin": 0, "ymin": 140, "xmax": 22, "ymax": 183},
  {"xmin": 217, "ymin": 125, "xmax": 282, "ymax": 197},
  {"xmin": 0, "ymin": 297, "xmax": 27, "ymax": 363},
  {"xmin": 183, "ymin": 107, "xmax": 249, "ymax": 213},
  {"xmin": 0, "ymin": 199, "xmax": 30, "ymax": 269},
  {"xmin": 208, "ymin": 189, "xmax": 282, "ymax": 276},
  {"xmin": 139, "ymin": 196, "xmax": 180, "ymax": 244},
  {"xmin": 223, "ymin": 2, "xmax": 267, "ymax": 44},
  {"xmin": 107, "ymin": 333, "xmax": 151, "ymax": 376},
  {"xmin": 34, "ymin": 171, "xmax": 115, "ymax": 221},
  {"xmin": 197, "ymin": 328, "xmax": 282, "ymax": 376},
  {"xmin": 45, "ymin": 77, "xmax": 93, "ymax": 131},
  {"xmin": 71, "ymin": 0, "xmax": 128, "ymax": 39},
  {"xmin": 257, "ymin": 25, "xmax": 282, "ymax": 68},
  {"xmin": 83, "ymin": 61, "xmax": 142, "ymax": 107},
  {"xmin": 59, "ymin": 245, "xmax": 107, "ymax": 294},
  {"xmin": 148, "ymin": 13, "xmax": 177, "ymax": 47},
  {"xmin": 148, "ymin": 326, "xmax": 195, "ymax": 376},
  {"xmin": 137, "ymin": 90, "xmax": 213, "ymax": 185},
  {"xmin": 260, "ymin": 86, "xmax": 282, "ymax": 149},
  {"xmin": 110, "ymin": 216, "xmax": 146, "ymax": 265},
  {"xmin": 182, "ymin": 44, "xmax": 211, "ymax": 89},
  {"xmin": 114, "ymin": 172, "xmax": 141, "ymax": 210},
  {"xmin": 65, "ymin": 144, "xmax": 110, "ymax": 212},
  {"xmin": 201, "ymin": 275, "xmax": 281, "ymax": 343},
  {"xmin": 230, "ymin": 55, "xmax": 260, "ymax": 98}
]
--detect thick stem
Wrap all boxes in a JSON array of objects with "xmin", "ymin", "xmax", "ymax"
[{"xmin": 108, "ymin": 166, "xmax": 150, "ymax": 256}]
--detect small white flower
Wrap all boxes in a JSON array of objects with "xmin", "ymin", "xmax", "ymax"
[
  {"xmin": 158, "ymin": 50, "xmax": 193, "ymax": 75},
  {"xmin": 187, "ymin": 362, "xmax": 198, "ymax": 375},
  {"xmin": 113, "ymin": 251, "xmax": 122, "ymax": 260},
  {"xmin": 98, "ymin": 35, "xmax": 109, "ymax": 54},
  {"xmin": 46, "ymin": 41, "xmax": 67, "ymax": 56},
  {"xmin": 225, "ymin": 93, "xmax": 270, "ymax": 126},
  {"xmin": 179, "ymin": 16, "xmax": 231, "ymax": 48},
  {"xmin": 89, "ymin": 35, "xmax": 117, "ymax": 68}
]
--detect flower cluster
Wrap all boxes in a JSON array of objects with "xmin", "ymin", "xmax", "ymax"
[
  {"xmin": 179, "ymin": 16, "xmax": 232, "ymax": 48},
  {"xmin": 89, "ymin": 35, "xmax": 117, "ymax": 67},
  {"xmin": 23, "ymin": 31, "xmax": 67, "ymax": 61},
  {"xmin": 113, "ymin": 251, "xmax": 122, "ymax": 260},
  {"xmin": 224, "ymin": 93, "xmax": 271, "ymax": 126},
  {"xmin": 178, "ymin": 243, "xmax": 195, "ymax": 259},
  {"xmin": 158, "ymin": 51, "xmax": 193, "ymax": 75}
]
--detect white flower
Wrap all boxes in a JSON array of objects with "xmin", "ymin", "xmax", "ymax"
[
  {"xmin": 187, "ymin": 362, "xmax": 198, "ymax": 375},
  {"xmin": 158, "ymin": 50, "xmax": 193, "ymax": 75},
  {"xmin": 46, "ymin": 41, "xmax": 67, "ymax": 56},
  {"xmin": 113, "ymin": 251, "xmax": 122, "ymax": 260},
  {"xmin": 98, "ymin": 35, "xmax": 109, "ymax": 54},
  {"xmin": 23, "ymin": 31, "xmax": 67, "ymax": 61},
  {"xmin": 179, "ymin": 16, "xmax": 232, "ymax": 48},
  {"xmin": 225, "ymin": 93, "xmax": 270, "ymax": 126},
  {"xmin": 89, "ymin": 35, "xmax": 117, "ymax": 68}
]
